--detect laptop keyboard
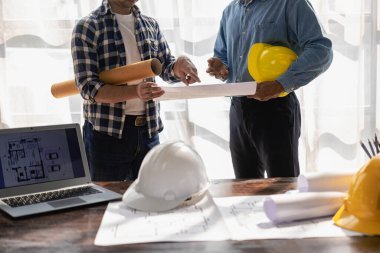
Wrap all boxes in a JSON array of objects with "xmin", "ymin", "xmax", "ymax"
[{"xmin": 3, "ymin": 186, "xmax": 101, "ymax": 208}]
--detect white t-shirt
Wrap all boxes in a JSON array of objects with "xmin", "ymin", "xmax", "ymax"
[{"xmin": 115, "ymin": 12, "xmax": 145, "ymax": 115}]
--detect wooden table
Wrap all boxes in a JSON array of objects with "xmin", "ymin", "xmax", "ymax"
[{"xmin": 1, "ymin": 178, "xmax": 379, "ymax": 253}]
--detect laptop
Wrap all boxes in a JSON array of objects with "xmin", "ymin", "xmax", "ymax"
[{"xmin": 0, "ymin": 123, "xmax": 122, "ymax": 218}]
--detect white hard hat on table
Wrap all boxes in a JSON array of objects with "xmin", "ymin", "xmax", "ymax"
[{"xmin": 122, "ymin": 141, "xmax": 209, "ymax": 212}]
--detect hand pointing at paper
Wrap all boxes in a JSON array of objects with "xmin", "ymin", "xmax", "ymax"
[{"xmin": 173, "ymin": 56, "xmax": 201, "ymax": 85}]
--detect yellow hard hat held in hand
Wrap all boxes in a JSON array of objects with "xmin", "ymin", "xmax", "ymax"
[
  {"xmin": 333, "ymin": 155, "xmax": 380, "ymax": 235},
  {"xmin": 247, "ymin": 43, "xmax": 298, "ymax": 97}
]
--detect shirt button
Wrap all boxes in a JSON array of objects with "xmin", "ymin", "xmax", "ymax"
[
  {"xmin": 240, "ymin": 55, "xmax": 243, "ymax": 59},
  {"xmin": 242, "ymin": 31, "xmax": 246, "ymax": 35}
]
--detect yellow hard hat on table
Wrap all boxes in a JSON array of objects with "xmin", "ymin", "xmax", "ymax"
[
  {"xmin": 247, "ymin": 43, "xmax": 298, "ymax": 97},
  {"xmin": 332, "ymin": 155, "xmax": 380, "ymax": 235}
]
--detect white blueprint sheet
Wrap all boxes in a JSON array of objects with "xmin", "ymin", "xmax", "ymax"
[
  {"xmin": 95, "ymin": 195, "xmax": 361, "ymax": 245},
  {"xmin": 156, "ymin": 81, "xmax": 256, "ymax": 101},
  {"xmin": 94, "ymin": 194, "xmax": 230, "ymax": 246}
]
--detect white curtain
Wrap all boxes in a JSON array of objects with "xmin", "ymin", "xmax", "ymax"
[
  {"xmin": 301, "ymin": 0, "xmax": 379, "ymax": 172},
  {"xmin": 0, "ymin": 0, "xmax": 378, "ymax": 179}
]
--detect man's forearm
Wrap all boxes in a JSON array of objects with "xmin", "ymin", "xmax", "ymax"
[{"xmin": 95, "ymin": 84, "xmax": 138, "ymax": 104}]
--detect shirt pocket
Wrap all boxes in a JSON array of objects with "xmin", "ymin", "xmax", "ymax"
[{"xmin": 253, "ymin": 21, "xmax": 284, "ymax": 44}]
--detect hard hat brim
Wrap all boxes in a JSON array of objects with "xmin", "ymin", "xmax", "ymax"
[
  {"xmin": 333, "ymin": 204, "xmax": 380, "ymax": 235},
  {"xmin": 122, "ymin": 181, "xmax": 187, "ymax": 212}
]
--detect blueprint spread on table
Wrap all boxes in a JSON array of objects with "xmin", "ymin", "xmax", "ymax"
[{"xmin": 94, "ymin": 193, "xmax": 360, "ymax": 246}]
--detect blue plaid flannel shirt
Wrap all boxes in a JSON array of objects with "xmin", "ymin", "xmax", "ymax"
[{"xmin": 71, "ymin": 0, "xmax": 179, "ymax": 139}]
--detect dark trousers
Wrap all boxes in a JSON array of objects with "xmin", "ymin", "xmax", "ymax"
[
  {"xmin": 83, "ymin": 117, "xmax": 159, "ymax": 181},
  {"xmin": 229, "ymin": 94, "xmax": 301, "ymax": 178}
]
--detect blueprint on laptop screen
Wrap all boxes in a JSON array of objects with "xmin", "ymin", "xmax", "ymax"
[{"xmin": 0, "ymin": 128, "xmax": 85, "ymax": 189}]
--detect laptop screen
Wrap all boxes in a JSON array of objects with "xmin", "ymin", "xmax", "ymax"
[{"xmin": 0, "ymin": 127, "xmax": 86, "ymax": 189}]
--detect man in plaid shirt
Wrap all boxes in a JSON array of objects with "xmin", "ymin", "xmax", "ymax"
[{"xmin": 72, "ymin": 0, "xmax": 200, "ymax": 181}]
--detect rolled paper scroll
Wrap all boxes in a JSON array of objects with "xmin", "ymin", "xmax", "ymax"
[
  {"xmin": 297, "ymin": 171, "xmax": 354, "ymax": 193},
  {"xmin": 51, "ymin": 58, "xmax": 162, "ymax": 98},
  {"xmin": 263, "ymin": 191, "xmax": 347, "ymax": 224}
]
